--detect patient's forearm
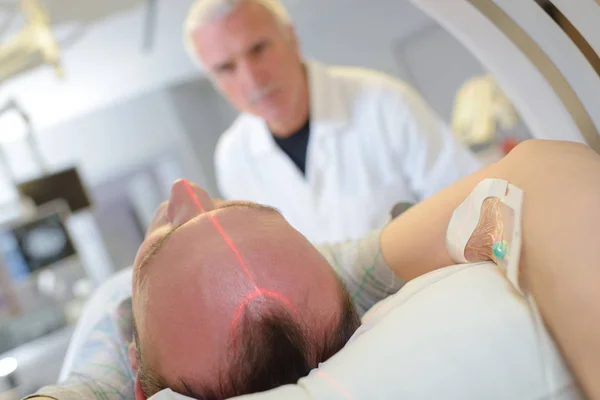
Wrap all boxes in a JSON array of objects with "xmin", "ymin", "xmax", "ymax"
[
  {"xmin": 381, "ymin": 139, "xmax": 600, "ymax": 399},
  {"xmin": 380, "ymin": 152, "xmax": 506, "ymax": 281}
]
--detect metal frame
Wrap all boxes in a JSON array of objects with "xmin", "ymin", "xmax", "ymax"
[
  {"xmin": 407, "ymin": 0, "xmax": 600, "ymax": 153},
  {"xmin": 470, "ymin": 0, "xmax": 600, "ymax": 152}
]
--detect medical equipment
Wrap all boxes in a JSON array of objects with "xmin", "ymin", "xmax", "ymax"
[
  {"xmin": 411, "ymin": 0, "xmax": 600, "ymax": 152},
  {"xmin": 446, "ymin": 179, "xmax": 523, "ymax": 293}
]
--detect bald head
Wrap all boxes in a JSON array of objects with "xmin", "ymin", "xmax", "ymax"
[{"xmin": 131, "ymin": 180, "xmax": 360, "ymax": 399}]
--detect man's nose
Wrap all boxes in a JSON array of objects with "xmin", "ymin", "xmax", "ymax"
[
  {"xmin": 167, "ymin": 179, "xmax": 214, "ymax": 226},
  {"xmin": 239, "ymin": 58, "xmax": 267, "ymax": 89}
]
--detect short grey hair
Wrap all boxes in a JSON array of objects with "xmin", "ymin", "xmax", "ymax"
[{"xmin": 183, "ymin": 0, "xmax": 293, "ymax": 70}]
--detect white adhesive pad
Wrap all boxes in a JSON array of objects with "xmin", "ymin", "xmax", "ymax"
[{"xmin": 446, "ymin": 179, "xmax": 524, "ymax": 294}]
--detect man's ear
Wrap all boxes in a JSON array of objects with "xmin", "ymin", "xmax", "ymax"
[
  {"xmin": 131, "ymin": 342, "xmax": 148, "ymax": 400},
  {"xmin": 135, "ymin": 375, "xmax": 147, "ymax": 400}
]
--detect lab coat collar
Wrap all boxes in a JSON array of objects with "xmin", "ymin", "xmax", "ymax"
[{"xmin": 248, "ymin": 60, "xmax": 350, "ymax": 157}]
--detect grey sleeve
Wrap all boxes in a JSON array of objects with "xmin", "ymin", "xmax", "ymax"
[{"xmin": 317, "ymin": 229, "xmax": 406, "ymax": 317}]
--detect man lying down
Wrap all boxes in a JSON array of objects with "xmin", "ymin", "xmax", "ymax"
[{"xmin": 26, "ymin": 140, "xmax": 600, "ymax": 400}]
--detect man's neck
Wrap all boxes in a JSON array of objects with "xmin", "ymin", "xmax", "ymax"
[
  {"xmin": 269, "ymin": 114, "xmax": 309, "ymax": 139},
  {"xmin": 269, "ymin": 67, "xmax": 310, "ymax": 139}
]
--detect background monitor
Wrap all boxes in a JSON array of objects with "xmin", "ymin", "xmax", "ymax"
[
  {"xmin": 11, "ymin": 212, "xmax": 77, "ymax": 274},
  {"xmin": 0, "ymin": 207, "xmax": 77, "ymax": 281}
]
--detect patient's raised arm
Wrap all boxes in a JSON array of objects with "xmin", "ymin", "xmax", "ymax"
[{"xmin": 380, "ymin": 139, "xmax": 600, "ymax": 399}]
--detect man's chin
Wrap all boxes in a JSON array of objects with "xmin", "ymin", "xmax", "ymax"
[{"xmin": 255, "ymin": 105, "xmax": 285, "ymax": 120}]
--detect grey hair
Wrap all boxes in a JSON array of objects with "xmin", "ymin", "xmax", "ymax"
[{"xmin": 183, "ymin": 0, "xmax": 293, "ymax": 70}]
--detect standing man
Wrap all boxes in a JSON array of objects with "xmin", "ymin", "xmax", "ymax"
[{"xmin": 184, "ymin": 0, "xmax": 480, "ymax": 243}]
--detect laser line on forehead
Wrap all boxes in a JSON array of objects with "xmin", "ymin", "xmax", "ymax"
[
  {"xmin": 181, "ymin": 181, "xmax": 358, "ymax": 399},
  {"xmin": 182, "ymin": 181, "xmax": 298, "ymax": 350},
  {"xmin": 182, "ymin": 180, "xmax": 259, "ymax": 290}
]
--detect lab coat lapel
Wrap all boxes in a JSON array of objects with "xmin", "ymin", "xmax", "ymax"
[
  {"xmin": 305, "ymin": 61, "xmax": 350, "ymax": 191},
  {"xmin": 248, "ymin": 116, "xmax": 312, "ymax": 199},
  {"xmin": 246, "ymin": 62, "xmax": 351, "ymax": 208}
]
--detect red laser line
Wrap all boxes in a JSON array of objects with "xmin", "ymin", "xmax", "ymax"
[
  {"xmin": 314, "ymin": 371, "xmax": 358, "ymax": 400},
  {"xmin": 230, "ymin": 289, "xmax": 299, "ymax": 344},
  {"xmin": 261, "ymin": 290, "xmax": 298, "ymax": 315},
  {"xmin": 182, "ymin": 180, "xmax": 259, "ymax": 290},
  {"xmin": 181, "ymin": 180, "xmax": 298, "ymax": 346},
  {"xmin": 230, "ymin": 289, "xmax": 262, "ymax": 350}
]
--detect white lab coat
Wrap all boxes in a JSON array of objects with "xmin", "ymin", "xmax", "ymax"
[{"xmin": 215, "ymin": 61, "xmax": 480, "ymax": 243}]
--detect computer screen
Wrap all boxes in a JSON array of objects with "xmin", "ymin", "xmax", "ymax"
[
  {"xmin": 17, "ymin": 167, "xmax": 92, "ymax": 213},
  {"xmin": 0, "ymin": 211, "xmax": 77, "ymax": 280}
]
